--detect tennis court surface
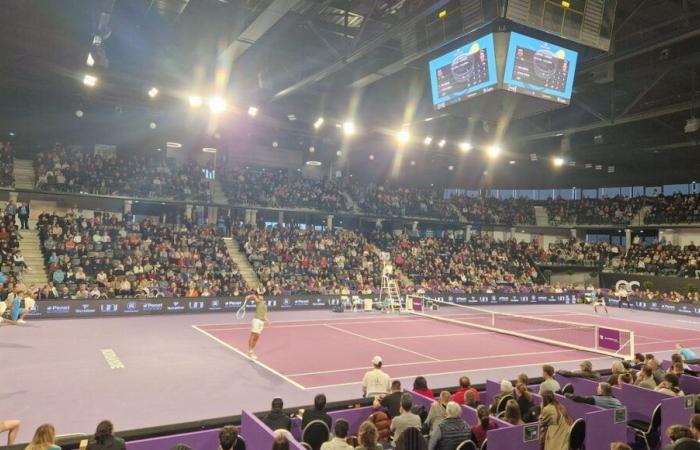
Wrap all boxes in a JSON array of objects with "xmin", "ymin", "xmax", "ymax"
[{"xmin": 194, "ymin": 306, "xmax": 700, "ymax": 390}]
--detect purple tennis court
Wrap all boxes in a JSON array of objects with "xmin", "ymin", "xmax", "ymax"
[{"xmin": 3, "ymin": 304, "xmax": 700, "ymax": 442}]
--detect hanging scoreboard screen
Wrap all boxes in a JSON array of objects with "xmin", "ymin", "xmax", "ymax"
[
  {"xmin": 506, "ymin": 0, "xmax": 617, "ymax": 51},
  {"xmin": 503, "ymin": 32, "xmax": 578, "ymax": 104},
  {"xmin": 429, "ymin": 33, "xmax": 498, "ymax": 110}
]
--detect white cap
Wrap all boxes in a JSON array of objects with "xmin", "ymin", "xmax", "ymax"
[{"xmin": 372, "ymin": 355, "xmax": 382, "ymax": 366}]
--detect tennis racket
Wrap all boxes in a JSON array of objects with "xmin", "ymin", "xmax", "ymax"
[{"xmin": 236, "ymin": 300, "xmax": 248, "ymax": 320}]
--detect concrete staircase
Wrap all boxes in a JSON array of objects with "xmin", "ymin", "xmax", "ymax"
[
  {"xmin": 534, "ymin": 206, "xmax": 550, "ymax": 227},
  {"xmin": 13, "ymin": 159, "xmax": 35, "ymax": 189},
  {"xmin": 17, "ymin": 228, "xmax": 49, "ymax": 287},
  {"xmin": 633, "ymin": 206, "xmax": 652, "ymax": 226},
  {"xmin": 210, "ymin": 178, "xmax": 228, "ymax": 204},
  {"xmin": 223, "ymin": 237, "xmax": 261, "ymax": 289}
]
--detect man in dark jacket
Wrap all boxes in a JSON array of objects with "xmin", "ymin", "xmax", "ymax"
[
  {"xmin": 428, "ymin": 402, "xmax": 470, "ymax": 450},
  {"xmin": 302, "ymin": 393, "xmax": 332, "ymax": 429},
  {"xmin": 557, "ymin": 360, "xmax": 601, "ymax": 380},
  {"xmin": 86, "ymin": 420, "xmax": 125, "ymax": 450},
  {"xmin": 263, "ymin": 398, "xmax": 291, "ymax": 431}
]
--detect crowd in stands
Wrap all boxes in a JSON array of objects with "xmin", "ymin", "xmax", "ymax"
[
  {"xmin": 219, "ymin": 167, "xmax": 352, "ymax": 212},
  {"xmin": 235, "ymin": 224, "xmax": 383, "ymax": 295},
  {"xmin": 377, "ymin": 232, "xmax": 541, "ymax": 294},
  {"xmin": 450, "ymin": 196, "xmax": 536, "ymax": 225},
  {"xmin": 528, "ymin": 239, "xmax": 619, "ymax": 267},
  {"xmin": 645, "ymin": 193, "xmax": 700, "ymax": 224},
  {"xmin": 0, "ymin": 142, "xmax": 14, "ymax": 187},
  {"xmin": 35, "ymin": 211, "xmax": 247, "ymax": 299},
  {"xmin": 34, "ymin": 145, "xmax": 213, "ymax": 201},
  {"xmin": 0, "ymin": 202, "xmax": 27, "ymax": 289},
  {"xmin": 544, "ymin": 197, "xmax": 643, "ymax": 226},
  {"xmin": 606, "ymin": 242, "xmax": 699, "ymax": 277},
  {"xmin": 348, "ymin": 184, "xmax": 457, "ymax": 220}
]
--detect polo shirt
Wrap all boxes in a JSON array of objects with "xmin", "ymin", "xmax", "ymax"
[
  {"xmin": 539, "ymin": 378, "xmax": 561, "ymax": 394},
  {"xmin": 362, "ymin": 369, "xmax": 390, "ymax": 397}
]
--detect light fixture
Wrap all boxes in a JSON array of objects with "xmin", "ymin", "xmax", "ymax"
[
  {"xmin": 369, "ymin": 154, "xmax": 375, "ymax": 160},
  {"xmin": 424, "ymin": 136, "xmax": 433, "ymax": 146},
  {"xmin": 189, "ymin": 95, "xmax": 203, "ymax": 107},
  {"xmin": 148, "ymin": 87, "xmax": 159, "ymax": 98},
  {"xmin": 75, "ymin": 110, "xmax": 84, "ymax": 118},
  {"xmin": 552, "ymin": 156, "xmax": 565, "ymax": 167},
  {"xmin": 82, "ymin": 74, "xmax": 98, "ymax": 87},
  {"xmin": 287, "ymin": 114, "xmax": 297, "ymax": 121},
  {"xmin": 202, "ymin": 147, "xmax": 217, "ymax": 153},
  {"xmin": 336, "ymin": 150, "xmax": 342, "ymax": 156},
  {"xmin": 149, "ymin": 122, "xmax": 157, "ymax": 129},
  {"xmin": 248, "ymin": 106, "xmax": 258, "ymax": 117},
  {"xmin": 343, "ymin": 121, "xmax": 355, "ymax": 136},
  {"xmin": 207, "ymin": 96, "xmax": 227, "ymax": 113},
  {"xmin": 306, "ymin": 160, "xmax": 322, "ymax": 166},
  {"xmin": 166, "ymin": 142, "xmax": 182, "ymax": 148},
  {"xmin": 459, "ymin": 142, "xmax": 472, "ymax": 153},
  {"xmin": 438, "ymin": 139, "xmax": 446, "ymax": 148},
  {"xmin": 86, "ymin": 53, "xmax": 95, "ymax": 67},
  {"xmin": 397, "ymin": 129, "xmax": 410, "ymax": 143},
  {"xmin": 486, "ymin": 145, "xmax": 502, "ymax": 159},
  {"xmin": 448, "ymin": 165, "xmax": 454, "ymax": 171},
  {"xmin": 314, "ymin": 117, "xmax": 325, "ymax": 129},
  {"xmin": 272, "ymin": 141, "xmax": 279, "ymax": 148},
  {"xmin": 509, "ymin": 160, "xmax": 516, "ymax": 165},
  {"xmin": 410, "ymin": 160, "xmax": 416, "ymax": 166}
]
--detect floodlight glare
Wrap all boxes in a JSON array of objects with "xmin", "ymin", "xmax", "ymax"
[
  {"xmin": 248, "ymin": 106, "xmax": 259, "ymax": 117},
  {"xmin": 487, "ymin": 145, "xmax": 502, "ymax": 159},
  {"xmin": 424, "ymin": 136, "xmax": 433, "ymax": 146},
  {"xmin": 148, "ymin": 87, "xmax": 159, "ymax": 98},
  {"xmin": 207, "ymin": 96, "xmax": 227, "ymax": 113},
  {"xmin": 86, "ymin": 53, "xmax": 95, "ymax": 67},
  {"xmin": 397, "ymin": 129, "xmax": 410, "ymax": 143},
  {"xmin": 553, "ymin": 156, "xmax": 565, "ymax": 167},
  {"xmin": 83, "ymin": 74, "xmax": 98, "ymax": 87},
  {"xmin": 343, "ymin": 121, "xmax": 355, "ymax": 136},
  {"xmin": 459, "ymin": 142, "xmax": 472, "ymax": 153},
  {"xmin": 189, "ymin": 95, "xmax": 203, "ymax": 107},
  {"xmin": 314, "ymin": 117, "xmax": 325, "ymax": 129},
  {"xmin": 438, "ymin": 139, "xmax": 446, "ymax": 148}
]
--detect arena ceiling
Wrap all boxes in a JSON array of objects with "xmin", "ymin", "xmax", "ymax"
[{"xmin": 2, "ymin": 0, "xmax": 700, "ymax": 189}]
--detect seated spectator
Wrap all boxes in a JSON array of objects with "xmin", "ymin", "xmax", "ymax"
[
  {"xmin": 390, "ymin": 394, "xmax": 421, "ymax": 443},
  {"xmin": 490, "ymin": 380, "xmax": 514, "ymax": 413},
  {"xmin": 557, "ymin": 360, "xmax": 600, "ymax": 380},
  {"xmin": 539, "ymin": 365, "xmax": 561, "ymax": 394},
  {"xmin": 635, "ymin": 366, "xmax": 657, "ymax": 390},
  {"xmin": 428, "ymin": 402, "xmax": 470, "ymax": 450},
  {"xmin": 86, "ymin": 420, "xmax": 125, "ymax": 450},
  {"xmin": 664, "ymin": 425, "xmax": 697, "ymax": 449},
  {"xmin": 170, "ymin": 445, "xmax": 192, "ymax": 450},
  {"xmin": 655, "ymin": 373, "xmax": 685, "ymax": 397},
  {"xmin": 539, "ymin": 391, "xmax": 572, "ymax": 450},
  {"xmin": 320, "ymin": 419, "xmax": 352, "ymax": 450},
  {"xmin": 619, "ymin": 373, "xmax": 634, "ymax": 385},
  {"xmin": 356, "ymin": 421, "xmax": 382, "ymax": 450},
  {"xmin": 451, "ymin": 376, "xmax": 479, "ymax": 405},
  {"xmin": 219, "ymin": 425, "xmax": 244, "ymax": 450},
  {"xmin": 262, "ymin": 398, "xmax": 291, "ymax": 431},
  {"xmin": 632, "ymin": 353, "xmax": 646, "ymax": 370},
  {"xmin": 0, "ymin": 419, "xmax": 20, "ymax": 446},
  {"xmin": 648, "ymin": 358, "xmax": 666, "ymax": 384},
  {"xmin": 503, "ymin": 399, "xmax": 525, "ymax": 425},
  {"xmin": 373, "ymin": 380, "xmax": 403, "ymax": 419},
  {"xmin": 463, "ymin": 391, "xmax": 479, "ymax": 409},
  {"xmin": 691, "ymin": 414, "xmax": 700, "ymax": 441},
  {"xmin": 425, "ymin": 391, "xmax": 451, "ymax": 432},
  {"xmin": 367, "ymin": 411, "xmax": 391, "ymax": 447},
  {"xmin": 395, "ymin": 427, "xmax": 427, "ymax": 450},
  {"xmin": 470, "ymin": 405, "xmax": 496, "ymax": 447},
  {"xmin": 412, "ymin": 376, "xmax": 432, "ymax": 398},
  {"xmin": 25, "ymin": 423, "xmax": 61, "ymax": 450},
  {"xmin": 271, "ymin": 430, "xmax": 292, "ymax": 450},
  {"xmin": 514, "ymin": 383, "xmax": 537, "ymax": 423},
  {"xmin": 566, "ymin": 382, "xmax": 622, "ymax": 408},
  {"xmin": 302, "ymin": 393, "xmax": 332, "ymax": 430},
  {"xmin": 610, "ymin": 443, "xmax": 632, "ymax": 450}
]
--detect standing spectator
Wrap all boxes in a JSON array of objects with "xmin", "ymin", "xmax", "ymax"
[
  {"xmin": 539, "ymin": 391, "xmax": 571, "ymax": 450},
  {"xmin": 320, "ymin": 419, "xmax": 352, "ymax": 450},
  {"xmin": 86, "ymin": 420, "xmax": 125, "ymax": 450},
  {"xmin": 355, "ymin": 421, "xmax": 382, "ymax": 450},
  {"xmin": 17, "ymin": 203, "xmax": 29, "ymax": 230},
  {"xmin": 25, "ymin": 423, "xmax": 61, "ymax": 450},
  {"xmin": 301, "ymin": 394, "xmax": 332, "ymax": 430},
  {"xmin": 363, "ymin": 356, "xmax": 390, "ymax": 398},
  {"xmin": 390, "ymin": 394, "xmax": 421, "ymax": 442},
  {"xmin": 539, "ymin": 365, "xmax": 561, "ymax": 394},
  {"xmin": 428, "ymin": 402, "xmax": 470, "ymax": 450},
  {"xmin": 262, "ymin": 398, "xmax": 291, "ymax": 431},
  {"xmin": 451, "ymin": 376, "xmax": 480, "ymax": 404},
  {"xmin": 0, "ymin": 419, "xmax": 20, "ymax": 446}
]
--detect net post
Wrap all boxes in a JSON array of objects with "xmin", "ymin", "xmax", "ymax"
[
  {"xmin": 594, "ymin": 326, "xmax": 599, "ymax": 351},
  {"xmin": 629, "ymin": 331, "xmax": 635, "ymax": 361}
]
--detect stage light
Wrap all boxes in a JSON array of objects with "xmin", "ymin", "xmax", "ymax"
[
  {"xmin": 552, "ymin": 156, "xmax": 565, "ymax": 167},
  {"xmin": 83, "ymin": 74, "xmax": 98, "ymax": 87},
  {"xmin": 207, "ymin": 96, "xmax": 226, "ymax": 113},
  {"xmin": 459, "ymin": 142, "xmax": 472, "ymax": 153},
  {"xmin": 369, "ymin": 154, "xmax": 375, "ymax": 160},
  {"xmin": 149, "ymin": 122, "xmax": 157, "ymax": 129},
  {"xmin": 424, "ymin": 136, "xmax": 433, "ymax": 146},
  {"xmin": 448, "ymin": 165, "xmax": 454, "ymax": 171},
  {"xmin": 309, "ymin": 146, "xmax": 315, "ymax": 152},
  {"xmin": 509, "ymin": 160, "xmax": 516, "ymax": 165},
  {"xmin": 343, "ymin": 121, "xmax": 355, "ymax": 136},
  {"xmin": 272, "ymin": 141, "xmax": 279, "ymax": 148},
  {"xmin": 86, "ymin": 53, "xmax": 95, "ymax": 67},
  {"xmin": 166, "ymin": 142, "xmax": 182, "ymax": 148},
  {"xmin": 306, "ymin": 160, "xmax": 322, "ymax": 166},
  {"xmin": 314, "ymin": 117, "xmax": 325, "ymax": 129},
  {"xmin": 148, "ymin": 87, "xmax": 159, "ymax": 98},
  {"xmin": 202, "ymin": 147, "xmax": 217, "ymax": 153},
  {"xmin": 189, "ymin": 95, "xmax": 203, "ymax": 107},
  {"xmin": 438, "ymin": 139, "xmax": 446, "ymax": 148},
  {"xmin": 248, "ymin": 106, "xmax": 258, "ymax": 117},
  {"xmin": 397, "ymin": 129, "xmax": 410, "ymax": 143},
  {"xmin": 486, "ymin": 145, "xmax": 502, "ymax": 159},
  {"xmin": 75, "ymin": 110, "xmax": 84, "ymax": 118}
]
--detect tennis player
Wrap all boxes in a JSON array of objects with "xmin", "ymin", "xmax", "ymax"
[
  {"xmin": 247, "ymin": 289, "xmax": 270, "ymax": 360},
  {"xmin": 0, "ymin": 287, "xmax": 33, "ymax": 325},
  {"xmin": 591, "ymin": 289, "xmax": 608, "ymax": 314}
]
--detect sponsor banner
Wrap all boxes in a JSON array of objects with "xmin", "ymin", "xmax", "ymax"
[
  {"xmin": 26, "ymin": 293, "xmax": 615, "ymax": 320},
  {"xmin": 598, "ymin": 327, "xmax": 621, "ymax": 351}
]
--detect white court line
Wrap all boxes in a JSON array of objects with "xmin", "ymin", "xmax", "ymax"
[
  {"xmin": 636, "ymin": 336, "xmax": 700, "ymax": 347},
  {"xmin": 199, "ymin": 317, "xmax": 438, "ymax": 331},
  {"xmin": 300, "ymin": 356, "xmax": 613, "ymax": 390},
  {"xmin": 191, "ymin": 325, "xmax": 307, "ymax": 390},
  {"xmin": 323, "ymin": 323, "xmax": 441, "ymax": 362},
  {"xmin": 287, "ymin": 348, "xmax": 581, "ymax": 377}
]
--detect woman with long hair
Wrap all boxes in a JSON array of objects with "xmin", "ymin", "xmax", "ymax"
[
  {"xmin": 87, "ymin": 420, "xmax": 125, "ymax": 450},
  {"xmin": 25, "ymin": 424, "xmax": 60, "ymax": 450},
  {"xmin": 394, "ymin": 427, "xmax": 427, "ymax": 450},
  {"xmin": 503, "ymin": 399, "xmax": 524, "ymax": 425},
  {"xmin": 355, "ymin": 421, "xmax": 382, "ymax": 450},
  {"xmin": 412, "ymin": 376, "xmax": 432, "ymax": 398},
  {"xmin": 470, "ymin": 404, "xmax": 497, "ymax": 447},
  {"xmin": 514, "ymin": 383, "xmax": 536, "ymax": 422},
  {"xmin": 271, "ymin": 430, "xmax": 290, "ymax": 450},
  {"xmin": 539, "ymin": 391, "xmax": 572, "ymax": 450}
]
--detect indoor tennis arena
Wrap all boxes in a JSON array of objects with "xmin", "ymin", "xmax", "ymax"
[{"xmin": 2, "ymin": 1, "xmax": 700, "ymax": 450}]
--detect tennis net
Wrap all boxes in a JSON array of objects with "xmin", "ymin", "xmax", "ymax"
[{"xmin": 408, "ymin": 296, "xmax": 635, "ymax": 359}]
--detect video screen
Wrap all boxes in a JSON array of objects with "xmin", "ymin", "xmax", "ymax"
[
  {"xmin": 503, "ymin": 32, "xmax": 578, "ymax": 104},
  {"xmin": 429, "ymin": 33, "xmax": 498, "ymax": 110}
]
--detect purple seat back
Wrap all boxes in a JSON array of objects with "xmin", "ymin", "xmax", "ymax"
[
  {"xmin": 126, "ymin": 429, "xmax": 219, "ymax": 450},
  {"xmin": 680, "ymin": 374, "xmax": 700, "ymax": 394},
  {"xmin": 241, "ymin": 410, "xmax": 305, "ymax": 450}
]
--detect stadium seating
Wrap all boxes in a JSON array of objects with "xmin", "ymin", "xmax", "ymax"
[{"xmin": 0, "ymin": 142, "xmax": 14, "ymax": 188}]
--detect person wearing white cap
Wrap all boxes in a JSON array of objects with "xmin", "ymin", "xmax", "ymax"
[{"xmin": 362, "ymin": 356, "xmax": 390, "ymax": 398}]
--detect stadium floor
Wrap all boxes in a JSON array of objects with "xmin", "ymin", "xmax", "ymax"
[{"xmin": 2, "ymin": 304, "xmax": 699, "ymax": 442}]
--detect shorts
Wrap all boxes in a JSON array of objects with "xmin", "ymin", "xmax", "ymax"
[{"xmin": 251, "ymin": 318, "xmax": 264, "ymax": 334}]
